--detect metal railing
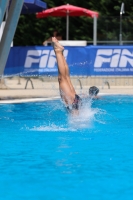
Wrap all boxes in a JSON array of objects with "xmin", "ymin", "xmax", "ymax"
[{"xmin": 87, "ymin": 40, "xmax": 133, "ymax": 45}]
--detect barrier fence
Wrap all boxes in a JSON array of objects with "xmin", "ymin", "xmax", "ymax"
[
  {"xmin": 97, "ymin": 16, "xmax": 133, "ymax": 45},
  {"xmin": 4, "ymin": 45, "xmax": 133, "ymax": 76}
]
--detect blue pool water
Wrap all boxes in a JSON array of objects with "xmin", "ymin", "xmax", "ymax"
[{"xmin": 0, "ymin": 95, "xmax": 133, "ymax": 200}]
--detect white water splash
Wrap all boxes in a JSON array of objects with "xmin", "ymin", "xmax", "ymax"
[
  {"xmin": 31, "ymin": 124, "xmax": 77, "ymax": 132},
  {"xmin": 68, "ymin": 98, "xmax": 98, "ymax": 129}
]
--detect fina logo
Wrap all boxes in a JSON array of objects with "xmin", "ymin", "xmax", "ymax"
[
  {"xmin": 94, "ymin": 49, "xmax": 133, "ymax": 68},
  {"xmin": 24, "ymin": 49, "xmax": 68, "ymax": 69}
]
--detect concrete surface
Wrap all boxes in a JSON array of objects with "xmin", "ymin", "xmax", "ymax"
[{"xmin": 0, "ymin": 76, "xmax": 133, "ymax": 102}]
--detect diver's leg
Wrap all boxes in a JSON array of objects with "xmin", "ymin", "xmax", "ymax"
[
  {"xmin": 52, "ymin": 37, "xmax": 75, "ymax": 103},
  {"xmin": 52, "ymin": 37, "xmax": 76, "ymax": 94},
  {"xmin": 62, "ymin": 54, "xmax": 76, "ymax": 94},
  {"xmin": 56, "ymin": 51, "xmax": 75, "ymax": 104}
]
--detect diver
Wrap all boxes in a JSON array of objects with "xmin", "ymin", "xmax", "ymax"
[{"xmin": 52, "ymin": 37, "xmax": 82, "ymax": 114}]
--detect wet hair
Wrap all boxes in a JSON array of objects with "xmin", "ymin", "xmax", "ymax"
[
  {"xmin": 89, "ymin": 86, "xmax": 99, "ymax": 96},
  {"xmin": 53, "ymin": 30, "xmax": 61, "ymax": 36}
]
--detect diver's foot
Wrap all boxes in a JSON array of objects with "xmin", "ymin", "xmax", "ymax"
[{"xmin": 52, "ymin": 37, "xmax": 64, "ymax": 52}]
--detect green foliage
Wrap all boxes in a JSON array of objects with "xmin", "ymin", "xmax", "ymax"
[{"xmin": 14, "ymin": 0, "xmax": 133, "ymax": 45}]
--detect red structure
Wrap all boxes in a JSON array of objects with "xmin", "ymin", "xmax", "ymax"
[{"xmin": 36, "ymin": 4, "xmax": 99, "ymax": 40}]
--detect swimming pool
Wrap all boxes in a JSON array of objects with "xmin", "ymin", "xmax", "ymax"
[{"xmin": 0, "ymin": 95, "xmax": 133, "ymax": 200}]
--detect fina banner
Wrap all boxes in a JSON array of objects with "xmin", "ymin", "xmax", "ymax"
[
  {"xmin": 4, "ymin": 45, "xmax": 133, "ymax": 76},
  {"xmin": 4, "ymin": 46, "xmax": 89, "ymax": 76},
  {"xmin": 89, "ymin": 46, "xmax": 133, "ymax": 75}
]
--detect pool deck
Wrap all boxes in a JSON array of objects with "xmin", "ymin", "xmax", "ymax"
[{"xmin": 0, "ymin": 77, "xmax": 133, "ymax": 103}]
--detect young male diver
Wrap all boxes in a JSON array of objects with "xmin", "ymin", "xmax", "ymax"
[{"xmin": 52, "ymin": 37, "xmax": 82, "ymax": 114}]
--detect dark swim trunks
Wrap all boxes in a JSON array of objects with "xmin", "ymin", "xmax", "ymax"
[{"xmin": 66, "ymin": 94, "xmax": 82, "ymax": 112}]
